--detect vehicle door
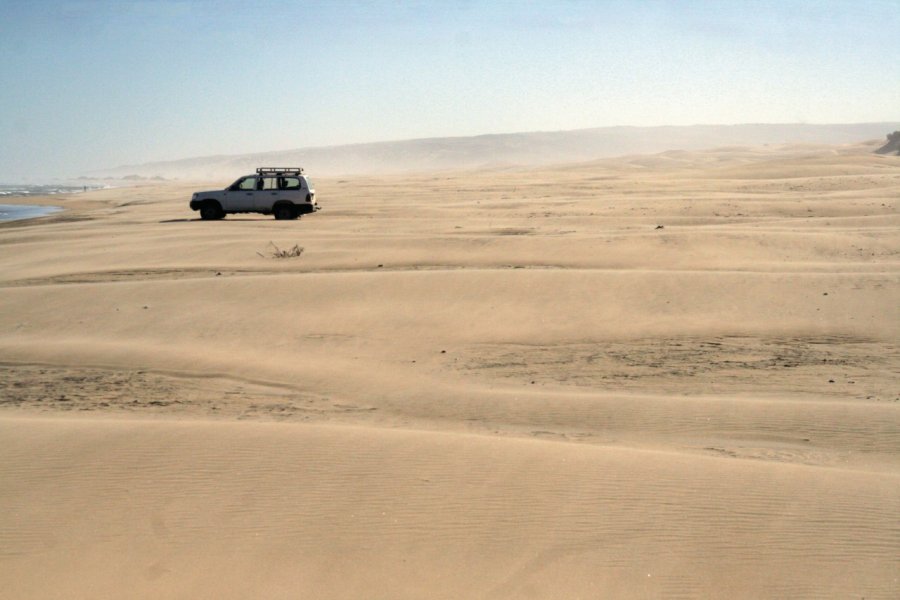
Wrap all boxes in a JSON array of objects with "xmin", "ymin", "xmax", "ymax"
[
  {"xmin": 255, "ymin": 176, "xmax": 282, "ymax": 211},
  {"xmin": 275, "ymin": 175, "xmax": 305, "ymax": 205},
  {"xmin": 222, "ymin": 176, "xmax": 257, "ymax": 211}
]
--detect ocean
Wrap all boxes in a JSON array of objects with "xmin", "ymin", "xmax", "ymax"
[
  {"xmin": 0, "ymin": 204, "xmax": 63, "ymax": 222},
  {"xmin": 0, "ymin": 183, "xmax": 109, "ymax": 222},
  {"xmin": 0, "ymin": 183, "xmax": 101, "ymax": 198}
]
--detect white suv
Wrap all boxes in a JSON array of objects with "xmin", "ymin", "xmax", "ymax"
[{"xmin": 190, "ymin": 168, "xmax": 318, "ymax": 220}]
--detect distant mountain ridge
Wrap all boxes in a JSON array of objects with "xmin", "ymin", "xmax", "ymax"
[{"xmin": 91, "ymin": 123, "xmax": 899, "ymax": 181}]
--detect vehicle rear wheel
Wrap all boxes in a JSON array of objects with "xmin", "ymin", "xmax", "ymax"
[
  {"xmin": 199, "ymin": 202, "xmax": 224, "ymax": 220},
  {"xmin": 273, "ymin": 204, "xmax": 297, "ymax": 220}
]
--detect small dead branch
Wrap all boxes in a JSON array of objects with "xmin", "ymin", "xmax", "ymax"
[{"xmin": 258, "ymin": 241, "xmax": 304, "ymax": 259}]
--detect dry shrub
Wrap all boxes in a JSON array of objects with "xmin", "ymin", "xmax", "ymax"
[{"xmin": 258, "ymin": 241, "xmax": 304, "ymax": 259}]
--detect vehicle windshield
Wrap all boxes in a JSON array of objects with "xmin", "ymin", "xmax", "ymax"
[{"xmin": 227, "ymin": 177, "xmax": 257, "ymax": 191}]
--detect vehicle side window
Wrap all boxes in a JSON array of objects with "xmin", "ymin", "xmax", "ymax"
[
  {"xmin": 259, "ymin": 177, "xmax": 278, "ymax": 190},
  {"xmin": 279, "ymin": 177, "xmax": 301, "ymax": 190},
  {"xmin": 236, "ymin": 177, "xmax": 257, "ymax": 191}
]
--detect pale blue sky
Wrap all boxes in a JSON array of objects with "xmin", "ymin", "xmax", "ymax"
[{"xmin": 1, "ymin": 0, "xmax": 898, "ymax": 181}]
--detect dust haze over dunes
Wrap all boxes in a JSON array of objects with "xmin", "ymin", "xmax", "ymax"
[
  {"xmin": 2, "ymin": 139, "xmax": 900, "ymax": 598},
  {"xmin": 88, "ymin": 122, "xmax": 898, "ymax": 180}
]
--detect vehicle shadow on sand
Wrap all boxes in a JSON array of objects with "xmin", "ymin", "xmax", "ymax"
[{"xmin": 159, "ymin": 217, "xmax": 285, "ymax": 223}]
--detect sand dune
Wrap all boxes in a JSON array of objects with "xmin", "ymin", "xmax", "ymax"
[
  {"xmin": 88, "ymin": 122, "xmax": 899, "ymax": 179},
  {"xmin": 1, "ymin": 142, "xmax": 898, "ymax": 598},
  {"xmin": 2, "ymin": 417, "xmax": 897, "ymax": 599}
]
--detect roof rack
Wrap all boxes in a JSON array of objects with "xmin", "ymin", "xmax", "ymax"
[{"xmin": 256, "ymin": 167, "xmax": 304, "ymax": 175}]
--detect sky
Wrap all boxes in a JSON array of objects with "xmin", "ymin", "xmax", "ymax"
[{"xmin": 1, "ymin": 0, "xmax": 898, "ymax": 181}]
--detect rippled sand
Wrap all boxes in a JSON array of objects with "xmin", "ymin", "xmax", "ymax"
[{"xmin": 1, "ymin": 142, "xmax": 898, "ymax": 598}]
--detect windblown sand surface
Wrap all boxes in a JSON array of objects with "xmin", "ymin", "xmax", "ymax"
[{"xmin": 1, "ymin": 143, "xmax": 898, "ymax": 598}]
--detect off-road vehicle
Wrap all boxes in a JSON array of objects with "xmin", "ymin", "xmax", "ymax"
[{"xmin": 190, "ymin": 168, "xmax": 317, "ymax": 220}]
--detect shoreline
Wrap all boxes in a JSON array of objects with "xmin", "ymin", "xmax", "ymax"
[{"xmin": 0, "ymin": 203, "xmax": 62, "ymax": 222}]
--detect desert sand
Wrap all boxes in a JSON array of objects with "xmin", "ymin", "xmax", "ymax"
[{"xmin": 1, "ymin": 142, "xmax": 898, "ymax": 598}]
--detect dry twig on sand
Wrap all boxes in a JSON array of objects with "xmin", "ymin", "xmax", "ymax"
[{"xmin": 257, "ymin": 242, "xmax": 304, "ymax": 259}]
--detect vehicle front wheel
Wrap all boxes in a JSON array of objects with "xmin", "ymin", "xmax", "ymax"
[
  {"xmin": 273, "ymin": 204, "xmax": 298, "ymax": 220},
  {"xmin": 199, "ymin": 203, "xmax": 224, "ymax": 220}
]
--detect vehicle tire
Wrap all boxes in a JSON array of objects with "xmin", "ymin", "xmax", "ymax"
[
  {"xmin": 199, "ymin": 202, "xmax": 224, "ymax": 220},
  {"xmin": 273, "ymin": 204, "xmax": 297, "ymax": 220}
]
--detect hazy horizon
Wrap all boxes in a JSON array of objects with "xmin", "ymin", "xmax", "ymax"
[
  {"xmin": 2, "ymin": 0, "xmax": 899, "ymax": 181},
  {"xmin": 85, "ymin": 122, "xmax": 900, "ymax": 181}
]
